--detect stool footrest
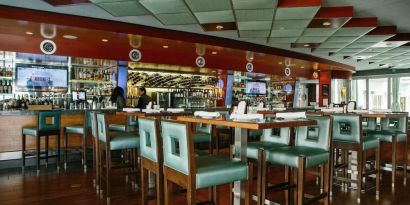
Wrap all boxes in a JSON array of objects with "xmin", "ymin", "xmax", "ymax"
[{"xmin": 266, "ymin": 182, "xmax": 295, "ymax": 193}]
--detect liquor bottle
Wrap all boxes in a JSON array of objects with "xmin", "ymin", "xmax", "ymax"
[
  {"xmin": 7, "ymin": 80, "xmax": 12, "ymax": 94},
  {"xmin": 1, "ymin": 65, "xmax": 5, "ymax": 76},
  {"xmin": 0, "ymin": 80, "xmax": 3, "ymax": 93},
  {"xmin": 79, "ymin": 68, "xmax": 83, "ymax": 80},
  {"xmin": 7, "ymin": 65, "xmax": 12, "ymax": 77}
]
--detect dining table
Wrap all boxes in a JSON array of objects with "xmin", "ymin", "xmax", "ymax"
[{"xmin": 176, "ymin": 115, "xmax": 317, "ymax": 205}]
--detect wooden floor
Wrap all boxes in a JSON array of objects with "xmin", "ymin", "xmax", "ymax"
[{"xmin": 0, "ymin": 163, "xmax": 409, "ymax": 205}]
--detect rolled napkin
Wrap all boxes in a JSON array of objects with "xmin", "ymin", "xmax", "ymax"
[
  {"xmin": 194, "ymin": 111, "xmax": 221, "ymax": 118},
  {"xmin": 272, "ymin": 108, "xmax": 287, "ymax": 111},
  {"xmin": 276, "ymin": 112, "xmax": 306, "ymax": 119},
  {"xmin": 167, "ymin": 108, "xmax": 185, "ymax": 113},
  {"xmin": 370, "ymin": 109, "xmax": 392, "ymax": 113},
  {"xmin": 123, "ymin": 108, "xmax": 140, "ymax": 112},
  {"xmin": 142, "ymin": 109, "xmax": 161, "ymax": 113},
  {"xmin": 230, "ymin": 114, "xmax": 264, "ymax": 120}
]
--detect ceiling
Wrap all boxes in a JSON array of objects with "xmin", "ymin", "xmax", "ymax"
[{"xmin": 0, "ymin": 0, "xmax": 409, "ymax": 71}]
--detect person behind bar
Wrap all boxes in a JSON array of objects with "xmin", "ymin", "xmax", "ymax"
[
  {"xmin": 110, "ymin": 86, "xmax": 125, "ymax": 111},
  {"xmin": 136, "ymin": 87, "xmax": 152, "ymax": 110}
]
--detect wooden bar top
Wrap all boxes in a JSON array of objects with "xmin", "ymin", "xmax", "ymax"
[{"xmin": 177, "ymin": 116, "xmax": 317, "ymax": 130}]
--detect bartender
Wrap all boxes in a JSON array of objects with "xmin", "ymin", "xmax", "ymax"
[
  {"xmin": 136, "ymin": 87, "xmax": 152, "ymax": 109},
  {"xmin": 110, "ymin": 86, "xmax": 125, "ymax": 111}
]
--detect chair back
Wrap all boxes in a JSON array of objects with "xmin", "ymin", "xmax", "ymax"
[
  {"xmin": 261, "ymin": 127, "xmax": 290, "ymax": 145},
  {"xmin": 161, "ymin": 120, "xmax": 192, "ymax": 175},
  {"xmin": 96, "ymin": 113, "xmax": 109, "ymax": 142},
  {"xmin": 139, "ymin": 117, "xmax": 160, "ymax": 162},
  {"xmin": 380, "ymin": 113, "xmax": 408, "ymax": 133},
  {"xmin": 196, "ymin": 123, "xmax": 211, "ymax": 134},
  {"xmin": 331, "ymin": 114, "xmax": 361, "ymax": 143},
  {"xmin": 295, "ymin": 116, "xmax": 331, "ymax": 151},
  {"xmin": 362, "ymin": 117, "xmax": 377, "ymax": 132},
  {"xmin": 38, "ymin": 111, "xmax": 61, "ymax": 131},
  {"xmin": 89, "ymin": 111, "xmax": 98, "ymax": 138}
]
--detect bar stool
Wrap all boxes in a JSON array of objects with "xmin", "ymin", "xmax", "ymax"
[
  {"xmin": 367, "ymin": 113, "xmax": 408, "ymax": 187},
  {"xmin": 161, "ymin": 120, "xmax": 250, "ymax": 205},
  {"xmin": 22, "ymin": 111, "xmax": 61, "ymax": 174},
  {"xmin": 264, "ymin": 116, "xmax": 331, "ymax": 205},
  {"xmin": 139, "ymin": 117, "xmax": 163, "ymax": 205},
  {"xmin": 109, "ymin": 116, "xmax": 138, "ymax": 132},
  {"xmin": 192, "ymin": 123, "xmax": 213, "ymax": 153},
  {"xmin": 246, "ymin": 127, "xmax": 290, "ymax": 205},
  {"xmin": 96, "ymin": 113, "xmax": 140, "ymax": 203},
  {"xmin": 331, "ymin": 114, "xmax": 380, "ymax": 203},
  {"xmin": 63, "ymin": 111, "xmax": 92, "ymax": 170}
]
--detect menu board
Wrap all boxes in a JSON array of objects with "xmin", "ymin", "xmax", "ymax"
[{"xmin": 15, "ymin": 63, "xmax": 68, "ymax": 92}]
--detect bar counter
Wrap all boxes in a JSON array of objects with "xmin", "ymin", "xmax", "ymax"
[{"xmin": 0, "ymin": 109, "xmax": 123, "ymax": 153}]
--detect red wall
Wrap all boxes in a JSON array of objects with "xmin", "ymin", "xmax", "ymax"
[{"xmin": 319, "ymin": 71, "xmax": 331, "ymax": 107}]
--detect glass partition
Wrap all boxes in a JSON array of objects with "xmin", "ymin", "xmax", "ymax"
[
  {"xmin": 351, "ymin": 79, "xmax": 367, "ymax": 109},
  {"xmin": 369, "ymin": 78, "xmax": 388, "ymax": 110},
  {"xmin": 398, "ymin": 77, "xmax": 410, "ymax": 112}
]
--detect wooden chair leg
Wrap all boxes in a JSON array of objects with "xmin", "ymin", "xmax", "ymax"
[
  {"xmin": 211, "ymin": 186, "xmax": 218, "ymax": 204},
  {"xmin": 258, "ymin": 150, "xmax": 267, "ymax": 205},
  {"xmin": 376, "ymin": 146, "xmax": 381, "ymax": 197},
  {"xmin": 156, "ymin": 167, "xmax": 164, "ymax": 205},
  {"xmin": 22, "ymin": 133, "xmax": 26, "ymax": 171},
  {"xmin": 83, "ymin": 133, "xmax": 87, "ymax": 170},
  {"xmin": 285, "ymin": 165, "xmax": 291, "ymax": 205},
  {"xmin": 392, "ymin": 136, "xmax": 397, "ymax": 188},
  {"xmin": 106, "ymin": 148, "xmax": 111, "ymax": 203},
  {"xmin": 164, "ymin": 178, "xmax": 172, "ymax": 205},
  {"xmin": 323, "ymin": 162, "xmax": 330, "ymax": 205},
  {"xmin": 243, "ymin": 169, "xmax": 250, "ymax": 205},
  {"xmin": 297, "ymin": 157, "xmax": 306, "ymax": 205},
  {"xmin": 57, "ymin": 134, "xmax": 61, "ymax": 170},
  {"xmin": 36, "ymin": 136, "xmax": 41, "ymax": 174},
  {"xmin": 329, "ymin": 147, "xmax": 334, "ymax": 197},
  {"xmin": 187, "ymin": 185, "xmax": 196, "ymax": 205},
  {"xmin": 229, "ymin": 183, "xmax": 233, "ymax": 205},
  {"xmin": 45, "ymin": 135, "xmax": 49, "ymax": 167},
  {"xmin": 320, "ymin": 165, "xmax": 325, "ymax": 193},
  {"xmin": 65, "ymin": 133, "xmax": 68, "ymax": 169},
  {"xmin": 141, "ymin": 166, "xmax": 148, "ymax": 205},
  {"xmin": 357, "ymin": 150, "xmax": 363, "ymax": 203},
  {"xmin": 404, "ymin": 140, "xmax": 408, "ymax": 185}
]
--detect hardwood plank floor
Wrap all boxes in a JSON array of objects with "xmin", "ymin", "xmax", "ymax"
[{"xmin": 0, "ymin": 163, "xmax": 409, "ymax": 205}]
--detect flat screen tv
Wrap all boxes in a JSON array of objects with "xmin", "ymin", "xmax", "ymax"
[
  {"xmin": 246, "ymin": 81, "xmax": 267, "ymax": 95},
  {"xmin": 72, "ymin": 91, "xmax": 86, "ymax": 101},
  {"xmin": 15, "ymin": 63, "xmax": 68, "ymax": 92}
]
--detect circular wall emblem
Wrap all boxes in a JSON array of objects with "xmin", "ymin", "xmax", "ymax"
[
  {"xmin": 246, "ymin": 62, "xmax": 254, "ymax": 72},
  {"xmin": 284, "ymin": 67, "xmax": 291, "ymax": 76},
  {"xmin": 40, "ymin": 40, "xmax": 57, "ymax": 55},
  {"xmin": 129, "ymin": 49, "xmax": 142, "ymax": 61},
  {"xmin": 196, "ymin": 56, "xmax": 206, "ymax": 67}
]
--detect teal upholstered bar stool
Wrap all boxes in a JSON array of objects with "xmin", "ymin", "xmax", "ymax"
[
  {"xmin": 96, "ymin": 113, "xmax": 140, "ymax": 204},
  {"xmin": 367, "ymin": 113, "xmax": 408, "ymax": 187},
  {"xmin": 192, "ymin": 123, "xmax": 213, "ymax": 153},
  {"xmin": 22, "ymin": 111, "xmax": 61, "ymax": 174},
  {"xmin": 63, "ymin": 110, "xmax": 92, "ymax": 170},
  {"xmin": 161, "ymin": 120, "xmax": 250, "ymax": 205},
  {"xmin": 331, "ymin": 114, "xmax": 380, "ymax": 203},
  {"xmin": 109, "ymin": 116, "xmax": 138, "ymax": 132},
  {"xmin": 139, "ymin": 117, "xmax": 163, "ymax": 205},
  {"xmin": 246, "ymin": 127, "xmax": 290, "ymax": 204},
  {"xmin": 264, "ymin": 116, "xmax": 332, "ymax": 205}
]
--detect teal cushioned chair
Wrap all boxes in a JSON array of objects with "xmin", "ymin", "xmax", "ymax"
[
  {"xmin": 264, "ymin": 116, "xmax": 332, "ymax": 205},
  {"xmin": 22, "ymin": 111, "xmax": 61, "ymax": 174},
  {"xmin": 63, "ymin": 110, "xmax": 92, "ymax": 170},
  {"xmin": 96, "ymin": 113, "xmax": 140, "ymax": 203},
  {"xmin": 138, "ymin": 117, "xmax": 164, "ymax": 205},
  {"xmin": 367, "ymin": 113, "xmax": 408, "ymax": 186},
  {"xmin": 109, "ymin": 116, "xmax": 138, "ymax": 132},
  {"xmin": 331, "ymin": 114, "xmax": 380, "ymax": 203},
  {"xmin": 161, "ymin": 120, "xmax": 250, "ymax": 205}
]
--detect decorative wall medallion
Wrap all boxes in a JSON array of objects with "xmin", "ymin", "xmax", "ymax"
[
  {"xmin": 40, "ymin": 23, "xmax": 57, "ymax": 39},
  {"xmin": 196, "ymin": 56, "xmax": 205, "ymax": 67},
  {"xmin": 285, "ymin": 67, "xmax": 291, "ymax": 76},
  {"xmin": 246, "ymin": 62, "xmax": 254, "ymax": 72},
  {"xmin": 129, "ymin": 49, "xmax": 142, "ymax": 61},
  {"xmin": 40, "ymin": 40, "xmax": 57, "ymax": 55}
]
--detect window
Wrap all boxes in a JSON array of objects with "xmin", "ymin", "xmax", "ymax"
[
  {"xmin": 351, "ymin": 79, "xmax": 367, "ymax": 109},
  {"xmin": 331, "ymin": 79, "xmax": 348, "ymax": 104},
  {"xmin": 369, "ymin": 78, "xmax": 388, "ymax": 109},
  {"xmin": 398, "ymin": 77, "xmax": 410, "ymax": 113}
]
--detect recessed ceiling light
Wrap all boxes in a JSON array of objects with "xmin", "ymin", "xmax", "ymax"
[
  {"xmin": 322, "ymin": 22, "xmax": 332, "ymax": 26},
  {"xmin": 63, "ymin": 35, "xmax": 78, "ymax": 39},
  {"xmin": 211, "ymin": 51, "xmax": 217, "ymax": 55},
  {"xmin": 25, "ymin": 31, "xmax": 33, "ymax": 35},
  {"xmin": 301, "ymin": 66, "xmax": 305, "ymax": 68},
  {"xmin": 216, "ymin": 25, "xmax": 224, "ymax": 30},
  {"xmin": 278, "ymin": 62, "xmax": 283, "ymax": 65},
  {"xmin": 249, "ymin": 57, "xmax": 254, "ymax": 60},
  {"xmin": 162, "ymin": 45, "xmax": 169, "ymax": 48},
  {"xmin": 317, "ymin": 70, "xmax": 321, "ymax": 72},
  {"xmin": 304, "ymin": 44, "xmax": 310, "ymax": 47},
  {"xmin": 101, "ymin": 39, "xmax": 109, "ymax": 42}
]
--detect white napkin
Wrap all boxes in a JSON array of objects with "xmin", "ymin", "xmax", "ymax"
[
  {"xmin": 142, "ymin": 109, "xmax": 160, "ymax": 113},
  {"xmin": 236, "ymin": 101, "xmax": 247, "ymax": 114},
  {"xmin": 167, "ymin": 108, "xmax": 185, "ymax": 113},
  {"xmin": 370, "ymin": 109, "xmax": 392, "ymax": 113},
  {"xmin": 353, "ymin": 110, "xmax": 369, "ymax": 114},
  {"xmin": 146, "ymin": 102, "xmax": 153, "ymax": 109},
  {"xmin": 194, "ymin": 111, "xmax": 221, "ymax": 118},
  {"xmin": 123, "ymin": 108, "xmax": 140, "ymax": 112},
  {"xmin": 276, "ymin": 112, "xmax": 306, "ymax": 119},
  {"xmin": 230, "ymin": 114, "xmax": 263, "ymax": 120},
  {"xmin": 321, "ymin": 107, "xmax": 343, "ymax": 113},
  {"xmin": 272, "ymin": 108, "xmax": 287, "ymax": 111},
  {"xmin": 257, "ymin": 107, "xmax": 270, "ymax": 111}
]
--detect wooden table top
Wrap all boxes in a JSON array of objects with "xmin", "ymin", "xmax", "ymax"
[
  {"xmin": 117, "ymin": 111, "xmax": 193, "ymax": 117},
  {"xmin": 176, "ymin": 116, "xmax": 317, "ymax": 130},
  {"xmin": 319, "ymin": 112, "xmax": 406, "ymax": 118}
]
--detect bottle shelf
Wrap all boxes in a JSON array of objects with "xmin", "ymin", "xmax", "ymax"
[{"xmin": 70, "ymin": 79, "xmax": 112, "ymax": 84}]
